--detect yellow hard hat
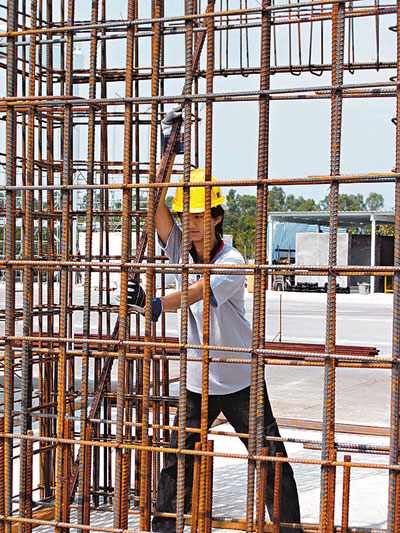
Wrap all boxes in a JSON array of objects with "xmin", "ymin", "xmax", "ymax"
[{"xmin": 171, "ymin": 168, "xmax": 225, "ymax": 213}]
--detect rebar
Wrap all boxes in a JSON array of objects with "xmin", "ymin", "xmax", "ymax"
[{"xmin": 0, "ymin": 1, "xmax": 398, "ymax": 532}]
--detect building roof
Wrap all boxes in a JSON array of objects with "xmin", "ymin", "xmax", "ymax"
[{"xmin": 268, "ymin": 211, "xmax": 394, "ymax": 228}]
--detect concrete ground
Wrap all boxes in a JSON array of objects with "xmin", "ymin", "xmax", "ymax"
[{"xmin": 0, "ymin": 285, "xmax": 393, "ymax": 530}]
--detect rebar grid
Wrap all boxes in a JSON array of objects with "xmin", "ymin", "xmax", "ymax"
[{"xmin": 0, "ymin": 0, "xmax": 398, "ymax": 532}]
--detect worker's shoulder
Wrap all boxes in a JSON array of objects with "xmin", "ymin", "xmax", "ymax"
[{"xmin": 217, "ymin": 243, "xmax": 245, "ymax": 264}]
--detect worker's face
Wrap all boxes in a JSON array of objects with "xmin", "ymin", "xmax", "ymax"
[{"xmin": 182, "ymin": 213, "xmax": 222, "ymax": 244}]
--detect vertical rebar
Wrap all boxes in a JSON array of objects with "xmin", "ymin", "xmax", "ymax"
[
  {"xmin": 205, "ymin": 439, "xmax": 214, "ymax": 533},
  {"xmin": 272, "ymin": 454, "xmax": 283, "ymax": 533},
  {"xmin": 198, "ymin": 2, "xmax": 215, "ymax": 531},
  {"xmin": 0, "ymin": 417, "xmax": 5, "ymax": 533},
  {"xmin": 4, "ymin": 2, "xmax": 18, "ymax": 533},
  {"xmin": 24, "ymin": 431, "xmax": 33, "ymax": 533},
  {"xmin": 247, "ymin": 1, "xmax": 272, "ymax": 531},
  {"xmin": 43, "ymin": 0, "xmax": 56, "ymax": 500},
  {"xmin": 190, "ymin": 442, "xmax": 201, "ymax": 533},
  {"xmin": 19, "ymin": 2, "xmax": 37, "ymax": 532},
  {"xmin": 319, "ymin": 1, "xmax": 345, "ymax": 530},
  {"xmin": 256, "ymin": 447, "xmax": 268, "ymax": 533},
  {"xmin": 387, "ymin": 2, "xmax": 400, "ymax": 530},
  {"xmin": 341, "ymin": 455, "xmax": 351, "ymax": 532},
  {"xmin": 78, "ymin": 0, "xmax": 99, "ymax": 528},
  {"xmin": 99, "ymin": 0, "xmax": 111, "ymax": 506},
  {"xmin": 113, "ymin": 0, "xmax": 135, "ymax": 528},
  {"xmin": 140, "ymin": 0, "xmax": 161, "ymax": 529},
  {"xmin": 176, "ymin": 2, "xmax": 194, "ymax": 531},
  {"xmin": 54, "ymin": 2, "xmax": 74, "ymax": 532}
]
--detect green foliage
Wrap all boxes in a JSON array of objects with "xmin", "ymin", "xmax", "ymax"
[
  {"xmin": 377, "ymin": 224, "xmax": 395, "ymax": 237},
  {"xmin": 365, "ymin": 192, "xmax": 385, "ymax": 212},
  {"xmin": 223, "ymin": 187, "xmax": 386, "ymax": 259},
  {"xmin": 224, "ymin": 190, "xmax": 256, "ymax": 260},
  {"xmin": 320, "ymin": 192, "xmax": 384, "ymax": 212},
  {"xmin": 224, "ymin": 188, "xmax": 324, "ymax": 258}
]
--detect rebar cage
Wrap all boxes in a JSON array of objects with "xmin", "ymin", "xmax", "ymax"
[{"xmin": 0, "ymin": 0, "xmax": 399, "ymax": 531}]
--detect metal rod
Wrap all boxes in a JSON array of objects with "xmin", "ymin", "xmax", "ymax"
[{"xmin": 0, "ymin": 2, "xmax": 398, "ymax": 531}]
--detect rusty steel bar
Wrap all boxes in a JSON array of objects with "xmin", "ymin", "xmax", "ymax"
[
  {"xmin": 3, "ymin": 3, "xmax": 18, "ymax": 533},
  {"xmin": 2, "ymin": 170, "xmax": 400, "ymax": 190},
  {"xmin": 112, "ymin": 0, "xmax": 135, "ymax": 528},
  {"xmin": 245, "ymin": 0, "xmax": 272, "ymax": 529},
  {"xmin": 0, "ymin": 417, "xmax": 5, "ymax": 533},
  {"xmin": 43, "ymin": 0, "xmax": 56, "ymax": 496},
  {"xmin": 1, "ymin": 78, "xmax": 398, "ymax": 108},
  {"xmin": 190, "ymin": 441, "xmax": 201, "ymax": 533},
  {"xmin": 0, "ymin": 428, "xmax": 396, "ymax": 471},
  {"xmin": 341, "ymin": 455, "xmax": 351, "ymax": 532},
  {"xmin": 319, "ymin": 0, "xmax": 346, "ymax": 530},
  {"xmin": 272, "ymin": 453, "xmax": 283, "ymax": 533},
  {"xmin": 205, "ymin": 439, "xmax": 214, "ymax": 533},
  {"xmin": 19, "ymin": 9, "xmax": 37, "ymax": 529},
  {"xmin": 77, "ymin": 0, "xmax": 99, "ymax": 528},
  {"xmin": 53, "ymin": 1, "xmax": 74, "ymax": 533},
  {"xmin": 0, "ymin": 2, "xmax": 399, "ymax": 533},
  {"xmin": 175, "ymin": 2, "xmax": 194, "ymax": 531},
  {"xmin": 256, "ymin": 447, "xmax": 268, "ymax": 533},
  {"xmin": 255, "ymin": 0, "xmax": 272, "ymax": 528},
  {"xmin": 139, "ymin": 0, "xmax": 161, "ymax": 528},
  {"xmin": 387, "ymin": 2, "xmax": 400, "ymax": 531},
  {"xmin": 197, "ymin": 2, "xmax": 215, "ymax": 530},
  {"xmin": 0, "ymin": 0, "xmax": 396, "ymax": 41},
  {"xmin": 23, "ymin": 431, "xmax": 33, "ymax": 533}
]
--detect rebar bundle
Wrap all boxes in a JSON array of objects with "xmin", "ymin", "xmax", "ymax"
[{"xmin": 0, "ymin": 0, "xmax": 399, "ymax": 532}]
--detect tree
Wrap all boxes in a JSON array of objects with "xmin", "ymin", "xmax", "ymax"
[
  {"xmin": 320, "ymin": 191, "xmax": 385, "ymax": 212},
  {"xmin": 320, "ymin": 193, "xmax": 365, "ymax": 211},
  {"xmin": 224, "ymin": 190, "xmax": 256, "ymax": 260},
  {"xmin": 268, "ymin": 187, "xmax": 286, "ymax": 211},
  {"xmin": 365, "ymin": 192, "xmax": 384, "ymax": 212},
  {"xmin": 285, "ymin": 194, "xmax": 320, "ymax": 212}
]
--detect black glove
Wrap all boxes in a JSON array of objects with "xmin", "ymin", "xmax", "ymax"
[{"xmin": 127, "ymin": 280, "xmax": 162, "ymax": 323}]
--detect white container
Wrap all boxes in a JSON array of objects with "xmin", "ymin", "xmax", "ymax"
[{"xmin": 358, "ymin": 282, "xmax": 370, "ymax": 295}]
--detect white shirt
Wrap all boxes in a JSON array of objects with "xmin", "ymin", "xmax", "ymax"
[{"xmin": 159, "ymin": 222, "xmax": 252, "ymax": 395}]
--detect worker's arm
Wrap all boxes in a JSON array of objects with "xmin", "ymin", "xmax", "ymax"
[
  {"xmin": 155, "ymin": 184, "xmax": 174, "ymax": 246},
  {"xmin": 161, "ymin": 279, "xmax": 204, "ymax": 312}
]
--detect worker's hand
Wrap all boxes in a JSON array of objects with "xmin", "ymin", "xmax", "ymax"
[
  {"xmin": 127, "ymin": 279, "xmax": 146, "ymax": 309},
  {"xmin": 127, "ymin": 279, "xmax": 163, "ymax": 322},
  {"xmin": 161, "ymin": 105, "xmax": 183, "ymax": 136}
]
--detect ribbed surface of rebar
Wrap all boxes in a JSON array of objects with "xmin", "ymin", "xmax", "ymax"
[{"xmin": 0, "ymin": 2, "xmax": 398, "ymax": 532}]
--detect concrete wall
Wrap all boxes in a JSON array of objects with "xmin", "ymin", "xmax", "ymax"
[{"xmin": 295, "ymin": 232, "xmax": 349, "ymax": 287}]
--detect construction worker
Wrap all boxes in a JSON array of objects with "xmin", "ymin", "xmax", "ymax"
[{"xmin": 125, "ymin": 163, "xmax": 303, "ymax": 532}]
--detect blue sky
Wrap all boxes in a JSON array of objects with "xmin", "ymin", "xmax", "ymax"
[{"xmin": 0, "ymin": 1, "xmax": 396, "ymax": 209}]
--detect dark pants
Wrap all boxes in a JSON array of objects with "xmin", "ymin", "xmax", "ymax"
[{"xmin": 152, "ymin": 386, "xmax": 302, "ymax": 532}]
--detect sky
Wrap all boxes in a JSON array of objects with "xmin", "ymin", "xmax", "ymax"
[{"xmin": 0, "ymin": 0, "xmax": 397, "ymax": 209}]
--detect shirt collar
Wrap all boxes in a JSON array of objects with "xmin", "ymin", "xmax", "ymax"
[{"xmin": 190, "ymin": 239, "xmax": 225, "ymax": 263}]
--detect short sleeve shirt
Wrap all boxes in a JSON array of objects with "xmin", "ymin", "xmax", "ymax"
[{"xmin": 159, "ymin": 222, "xmax": 252, "ymax": 395}]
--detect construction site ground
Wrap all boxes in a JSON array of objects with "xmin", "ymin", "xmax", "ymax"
[{"xmin": 1, "ymin": 286, "xmax": 391, "ymax": 530}]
